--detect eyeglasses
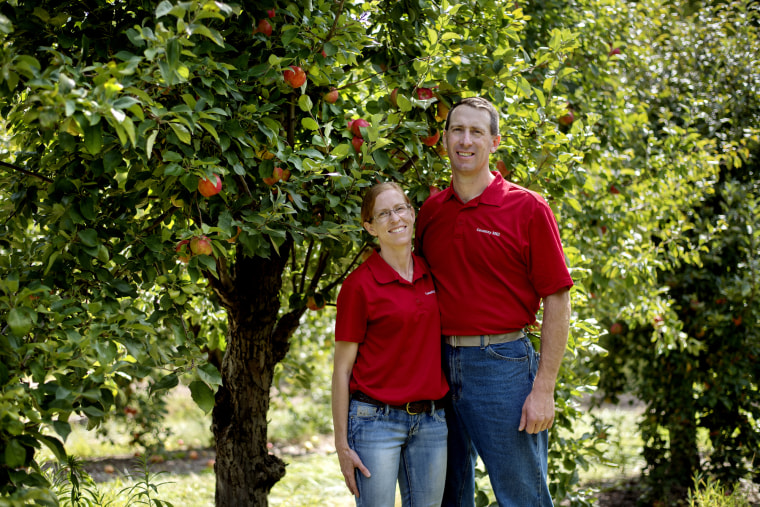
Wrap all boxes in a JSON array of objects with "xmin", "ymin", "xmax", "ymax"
[{"xmin": 369, "ymin": 204, "xmax": 413, "ymax": 223}]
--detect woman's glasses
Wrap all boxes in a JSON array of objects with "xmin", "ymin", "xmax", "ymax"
[{"xmin": 370, "ymin": 204, "xmax": 413, "ymax": 223}]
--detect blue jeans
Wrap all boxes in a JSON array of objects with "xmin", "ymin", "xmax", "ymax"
[
  {"xmin": 442, "ymin": 336, "xmax": 552, "ymax": 507},
  {"xmin": 348, "ymin": 399, "xmax": 448, "ymax": 507}
]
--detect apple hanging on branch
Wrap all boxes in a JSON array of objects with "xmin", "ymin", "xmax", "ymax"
[
  {"xmin": 197, "ymin": 173, "xmax": 222, "ymax": 197},
  {"xmin": 420, "ymin": 130, "xmax": 440, "ymax": 147},
  {"xmin": 190, "ymin": 235, "xmax": 213, "ymax": 256},
  {"xmin": 558, "ymin": 110, "xmax": 575, "ymax": 127},
  {"xmin": 283, "ymin": 65, "xmax": 307, "ymax": 88},
  {"xmin": 324, "ymin": 87, "xmax": 339, "ymax": 104},
  {"xmin": 350, "ymin": 118, "xmax": 370, "ymax": 137},
  {"xmin": 416, "ymin": 87, "xmax": 434, "ymax": 100},
  {"xmin": 253, "ymin": 19, "xmax": 273, "ymax": 37}
]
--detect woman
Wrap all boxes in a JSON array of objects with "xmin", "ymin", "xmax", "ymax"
[{"xmin": 332, "ymin": 182, "xmax": 449, "ymax": 507}]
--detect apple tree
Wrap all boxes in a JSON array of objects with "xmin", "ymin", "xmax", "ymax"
[
  {"xmin": 0, "ymin": 0, "xmax": 605, "ymax": 504},
  {"xmin": 532, "ymin": 0, "xmax": 760, "ymax": 500}
]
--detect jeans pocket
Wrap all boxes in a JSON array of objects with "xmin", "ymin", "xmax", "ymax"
[
  {"xmin": 486, "ymin": 340, "xmax": 530, "ymax": 362},
  {"xmin": 431, "ymin": 407, "xmax": 447, "ymax": 424}
]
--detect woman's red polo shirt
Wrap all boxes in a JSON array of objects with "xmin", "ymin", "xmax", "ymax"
[{"xmin": 335, "ymin": 251, "xmax": 449, "ymax": 405}]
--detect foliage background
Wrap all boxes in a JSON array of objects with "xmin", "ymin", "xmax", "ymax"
[{"xmin": 1, "ymin": 0, "xmax": 758, "ymax": 505}]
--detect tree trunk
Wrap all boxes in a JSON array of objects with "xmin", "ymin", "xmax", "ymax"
[{"xmin": 210, "ymin": 243, "xmax": 302, "ymax": 506}]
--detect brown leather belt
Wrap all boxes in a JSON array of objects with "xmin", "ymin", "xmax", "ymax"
[
  {"xmin": 445, "ymin": 331, "xmax": 524, "ymax": 347},
  {"xmin": 351, "ymin": 391, "xmax": 447, "ymax": 415}
]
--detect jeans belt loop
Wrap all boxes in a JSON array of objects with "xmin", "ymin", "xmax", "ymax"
[{"xmin": 480, "ymin": 335, "xmax": 485, "ymax": 349}]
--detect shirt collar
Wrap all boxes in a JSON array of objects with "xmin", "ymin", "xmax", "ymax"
[
  {"xmin": 445, "ymin": 171, "xmax": 508, "ymax": 207},
  {"xmin": 366, "ymin": 250, "xmax": 424, "ymax": 285}
]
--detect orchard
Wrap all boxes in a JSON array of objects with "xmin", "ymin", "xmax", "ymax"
[{"xmin": 0, "ymin": 0, "xmax": 757, "ymax": 506}]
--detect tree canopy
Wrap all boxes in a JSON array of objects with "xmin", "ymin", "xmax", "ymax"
[{"xmin": 1, "ymin": 0, "xmax": 757, "ymax": 505}]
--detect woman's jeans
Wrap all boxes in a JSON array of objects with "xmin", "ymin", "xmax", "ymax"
[
  {"xmin": 348, "ymin": 399, "xmax": 448, "ymax": 507},
  {"xmin": 442, "ymin": 336, "xmax": 553, "ymax": 507}
]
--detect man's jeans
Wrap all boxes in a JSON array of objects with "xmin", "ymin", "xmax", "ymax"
[
  {"xmin": 348, "ymin": 399, "xmax": 448, "ymax": 507},
  {"xmin": 442, "ymin": 336, "xmax": 553, "ymax": 507}
]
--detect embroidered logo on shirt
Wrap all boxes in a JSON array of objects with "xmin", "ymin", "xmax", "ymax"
[{"xmin": 476, "ymin": 228, "xmax": 501, "ymax": 237}]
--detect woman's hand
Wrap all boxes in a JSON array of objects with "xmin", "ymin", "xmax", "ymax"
[{"xmin": 337, "ymin": 446, "xmax": 371, "ymax": 497}]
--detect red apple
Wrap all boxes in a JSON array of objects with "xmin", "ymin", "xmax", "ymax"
[
  {"xmin": 267, "ymin": 8, "xmax": 275, "ymax": 17},
  {"xmin": 257, "ymin": 19, "xmax": 273, "ymax": 37},
  {"xmin": 189, "ymin": 450, "xmax": 199, "ymax": 460},
  {"xmin": 263, "ymin": 175, "xmax": 277, "ymax": 186},
  {"xmin": 610, "ymin": 322, "xmax": 623, "ymax": 335},
  {"xmin": 283, "ymin": 65, "xmax": 306, "ymax": 88},
  {"xmin": 324, "ymin": 88, "xmax": 339, "ymax": 104},
  {"xmin": 420, "ymin": 130, "xmax": 440, "ymax": 147},
  {"xmin": 429, "ymin": 185, "xmax": 442, "ymax": 197},
  {"xmin": 609, "ymin": 47, "xmax": 621, "ymax": 56},
  {"xmin": 321, "ymin": 49, "xmax": 327, "ymax": 58},
  {"xmin": 197, "ymin": 173, "xmax": 222, "ymax": 197},
  {"xmin": 190, "ymin": 236, "xmax": 213, "ymax": 256},
  {"xmin": 350, "ymin": 118, "xmax": 370, "ymax": 137},
  {"xmin": 352, "ymin": 136, "xmax": 364, "ymax": 152},
  {"xmin": 416, "ymin": 87, "xmax": 434, "ymax": 100},
  {"xmin": 175, "ymin": 240, "xmax": 191, "ymax": 263},
  {"xmin": 558, "ymin": 110, "xmax": 574, "ymax": 126},
  {"xmin": 609, "ymin": 184, "xmax": 621, "ymax": 195}
]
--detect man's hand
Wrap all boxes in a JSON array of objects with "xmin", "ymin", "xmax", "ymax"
[
  {"xmin": 519, "ymin": 387, "xmax": 555, "ymax": 434},
  {"xmin": 337, "ymin": 447, "xmax": 371, "ymax": 497}
]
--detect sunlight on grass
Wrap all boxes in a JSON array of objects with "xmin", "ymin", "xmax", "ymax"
[
  {"xmin": 561, "ymin": 402, "xmax": 646, "ymax": 483},
  {"xmin": 94, "ymin": 470, "xmax": 215, "ymax": 506}
]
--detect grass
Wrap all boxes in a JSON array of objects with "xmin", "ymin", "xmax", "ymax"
[{"xmin": 43, "ymin": 390, "xmax": 757, "ymax": 507}]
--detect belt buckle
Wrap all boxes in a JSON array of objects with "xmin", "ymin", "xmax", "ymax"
[{"xmin": 405, "ymin": 402, "xmax": 422, "ymax": 415}]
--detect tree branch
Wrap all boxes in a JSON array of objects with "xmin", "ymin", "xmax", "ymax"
[{"xmin": 0, "ymin": 160, "xmax": 55, "ymax": 183}]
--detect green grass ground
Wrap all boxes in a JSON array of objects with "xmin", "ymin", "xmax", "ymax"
[
  {"xmin": 45, "ymin": 388, "xmax": 757, "ymax": 506},
  {"xmin": 47, "ymin": 389, "xmax": 645, "ymax": 506}
]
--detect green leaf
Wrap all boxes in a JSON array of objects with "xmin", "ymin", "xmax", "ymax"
[
  {"xmin": 38, "ymin": 434, "xmax": 67, "ymax": 462},
  {"xmin": 155, "ymin": 1, "xmax": 174, "ymax": 18},
  {"xmin": 8, "ymin": 308, "xmax": 33, "ymax": 336},
  {"xmin": 5, "ymin": 439, "xmax": 27, "ymax": 468},
  {"xmin": 170, "ymin": 122, "xmax": 192, "ymax": 144},
  {"xmin": 331, "ymin": 143, "xmax": 351, "ymax": 158},
  {"xmin": 298, "ymin": 94, "xmax": 313, "ymax": 112},
  {"xmin": 150, "ymin": 373, "xmax": 179, "ymax": 395},
  {"xmin": 397, "ymin": 93, "xmax": 412, "ymax": 112},
  {"xmin": 197, "ymin": 363, "xmax": 222, "ymax": 386},
  {"xmin": 78, "ymin": 229, "xmax": 98, "ymax": 247},
  {"xmin": 84, "ymin": 123, "xmax": 102, "ymax": 155},
  {"xmin": 302, "ymin": 117, "xmax": 319, "ymax": 131},
  {"xmin": 189, "ymin": 380, "xmax": 215, "ymax": 414}
]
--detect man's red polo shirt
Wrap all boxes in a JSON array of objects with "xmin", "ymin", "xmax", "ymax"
[
  {"xmin": 415, "ymin": 172, "xmax": 574, "ymax": 336},
  {"xmin": 335, "ymin": 250, "xmax": 449, "ymax": 405}
]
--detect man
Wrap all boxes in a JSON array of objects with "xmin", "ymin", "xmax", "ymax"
[{"xmin": 415, "ymin": 97, "xmax": 573, "ymax": 507}]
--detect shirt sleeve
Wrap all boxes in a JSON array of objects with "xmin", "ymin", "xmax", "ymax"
[
  {"xmin": 335, "ymin": 275, "xmax": 369, "ymax": 343},
  {"xmin": 528, "ymin": 201, "xmax": 574, "ymax": 297}
]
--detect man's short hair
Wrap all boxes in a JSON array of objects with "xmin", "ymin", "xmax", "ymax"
[{"xmin": 445, "ymin": 97, "xmax": 500, "ymax": 136}]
